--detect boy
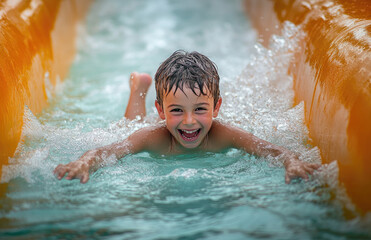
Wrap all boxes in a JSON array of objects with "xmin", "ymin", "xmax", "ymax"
[{"xmin": 54, "ymin": 50, "xmax": 320, "ymax": 184}]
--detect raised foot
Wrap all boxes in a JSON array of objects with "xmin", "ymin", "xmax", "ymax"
[
  {"xmin": 124, "ymin": 72, "xmax": 152, "ymax": 120},
  {"xmin": 130, "ymin": 72, "xmax": 152, "ymax": 96}
]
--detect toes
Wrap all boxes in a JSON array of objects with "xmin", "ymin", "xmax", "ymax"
[{"xmin": 139, "ymin": 73, "xmax": 152, "ymax": 85}]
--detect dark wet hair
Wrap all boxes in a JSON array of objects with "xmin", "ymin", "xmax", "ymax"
[{"xmin": 155, "ymin": 50, "xmax": 220, "ymax": 107}]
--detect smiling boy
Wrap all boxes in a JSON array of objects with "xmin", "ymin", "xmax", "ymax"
[{"xmin": 54, "ymin": 50, "xmax": 320, "ymax": 184}]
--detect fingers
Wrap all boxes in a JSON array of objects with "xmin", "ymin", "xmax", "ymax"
[
  {"xmin": 65, "ymin": 170, "xmax": 77, "ymax": 180},
  {"xmin": 54, "ymin": 164, "xmax": 68, "ymax": 180},
  {"xmin": 285, "ymin": 172, "xmax": 291, "ymax": 184},
  {"xmin": 300, "ymin": 170, "xmax": 309, "ymax": 180},
  {"xmin": 285, "ymin": 171, "xmax": 307, "ymax": 184},
  {"xmin": 81, "ymin": 173, "xmax": 89, "ymax": 184},
  {"xmin": 304, "ymin": 165, "xmax": 314, "ymax": 175},
  {"xmin": 304, "ymin": 163, "xmax": 321, "ymax": 175},
  {"xmin": 53, "ymin": 163, "xmax": 90, "ymax": 183},
  {"xmin": 308, "ymin": 163, "xmax": 321, "ymax": 170},
  {"xmin": 285, "ymin": 162, "xmax": 321, "ymax": 184},
  {"xmin": 65, "ymin": 170, "xmax": 85, "ymax": 181}
]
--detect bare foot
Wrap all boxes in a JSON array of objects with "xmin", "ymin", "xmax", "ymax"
[
  {"xmin": 125, "ymin": 72, "xmax": 152, "ymax": 120},
  {"xmin": 129, "ymin": 72, "xmax": 152, "ymax": 96}
]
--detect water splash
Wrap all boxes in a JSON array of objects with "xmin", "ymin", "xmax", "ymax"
[
  {"xmin": 1, "ymin": 0, "xmax": 369, "ymax": 238},
  {"xmin": 221, "ymin": 22, "xmax": 316, "ymax": 159},
  {"xmin": 2, "ymin": 106, "xmax": 48, "ymax": 183}
]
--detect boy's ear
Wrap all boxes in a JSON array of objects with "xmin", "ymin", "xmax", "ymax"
[
  {"xmin": 155, "ymin": 100, "xmax": 166, "ymax": 120},
  {"xmin": 213, "ymin": 97, "xmax": 222, "ymax": 118}
]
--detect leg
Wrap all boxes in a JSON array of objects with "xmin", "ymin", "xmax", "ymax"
[{"xmin": 124, "ymin": 72, "xmax": 152, "ymax": 120}]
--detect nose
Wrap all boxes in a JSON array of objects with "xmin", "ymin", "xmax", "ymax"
[{"xmin": 183, "ymin": 112, "xmax": 196, "ymax": 125}]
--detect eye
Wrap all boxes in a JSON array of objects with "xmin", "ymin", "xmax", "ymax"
[
  {"xmin": 170, "ymin": 108, "xmax": 183, "ymax": 113},
  {"xmin": 195, "ymin": 107, "xmax": 207, "ymax": 112}
]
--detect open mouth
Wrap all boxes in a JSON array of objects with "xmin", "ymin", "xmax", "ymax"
[{"xmin": 178, "ymin": 129, "xmax": 201, "ymax": 142}]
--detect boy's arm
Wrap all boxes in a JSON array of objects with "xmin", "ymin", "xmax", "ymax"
[
  {"xmin": 53, "ymin": 124, "xmax": 169, "ymax": 183},
  {"xmin": 212, "ymin": 121, "xmax": 320, "ymax": 183}
]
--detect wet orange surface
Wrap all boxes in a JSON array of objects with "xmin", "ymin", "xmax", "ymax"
[
  {"xmin": 0, "ymin": 0, "xmax": 91, "ymax": 179},
  {"xmin": 245, "ymin": 0, "xmax": 371, "ymax": 213}
]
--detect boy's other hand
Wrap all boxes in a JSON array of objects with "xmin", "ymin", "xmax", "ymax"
[
  {"xmin": 284, "ymin": 157, "xmax": 320, "ymax": 184},
  {"xmin": 54, "ymin": 160, "xmax": 90, "ymax": 184}
]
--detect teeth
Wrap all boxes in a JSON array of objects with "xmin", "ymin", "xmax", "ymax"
[{"xmin": 183, "ymin": 129, "xmax": 197, "ymax": 133}]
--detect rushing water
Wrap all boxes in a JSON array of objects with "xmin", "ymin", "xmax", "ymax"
[{"xmin": 1, "ymin": 0, "xmax": 371, "ymax": 239}]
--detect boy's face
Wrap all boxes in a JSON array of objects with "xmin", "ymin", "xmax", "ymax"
[{"xmin": 155, "ymin": 86, "xmax": 222, "ymax": 150}]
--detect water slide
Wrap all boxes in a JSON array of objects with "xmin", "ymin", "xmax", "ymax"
[
  {"xmin": 245, "ymin": 0, "xmax": 371, "ymax": 213},
  {"xmin": 0, "ymin": 0, "xmax": 91, "ymax": 173},
  {"xmin": 0, "ymin": 0, "xmax": 370, "ymax": 214}
]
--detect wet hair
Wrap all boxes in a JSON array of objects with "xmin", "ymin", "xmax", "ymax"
[{"xmin": 155, "ymin": 50, "xmax": 220, "ymax": 107}]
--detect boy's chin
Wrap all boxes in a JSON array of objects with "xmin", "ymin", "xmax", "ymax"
[
  {"xmin": 178, "ymin": 140, "xmax": 203, "ymax": 150},
  {"xmin": 181, "ymin": 144, "xmax": 199, "ymax": 149}
]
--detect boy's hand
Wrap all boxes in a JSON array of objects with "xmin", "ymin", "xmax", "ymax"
[
  {"xmin": 53, "ymin": 151, "xmax": 100, "ymax": 184},
  {"xmin": 54, "ymin": 160, "xmax": 91, "ymax": 183},
  {"xmin": 284, "ymin": 156, "xmax": 320, "ymax": 184}
]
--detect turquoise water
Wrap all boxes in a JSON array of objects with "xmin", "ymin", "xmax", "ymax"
[{"xmin": 1, "ymin": 0, "xmax": 371, "ymax": 239}]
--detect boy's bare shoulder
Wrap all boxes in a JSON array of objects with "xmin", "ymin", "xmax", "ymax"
[
  {"xmin": 127, "ymin": 122, "xmax": 172, "ymax": 153},
  {"xmin": 207, "ymin": 120, "xmax": 236, "ymax": 150},
  {"xmin": 128, "ymin": 122, "xmax": 170, "ymax": 139},
  {"xmin": 209, "ymin": 119, "xmax": 236, "ymax": 135},
  {"xmin": 208, "ymin": 120, "xmax": 255, "ymax": 150}
]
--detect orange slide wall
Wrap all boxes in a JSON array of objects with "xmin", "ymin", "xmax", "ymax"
[
  {"xmin": 245, "ymin": 0, "xmax": 370, "ymax": 213},
  {"xmin": 0, "ymin": 0, "xmax": 91, "ymax": 175}
]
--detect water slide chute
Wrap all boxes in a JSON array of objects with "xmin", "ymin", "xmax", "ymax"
[{"xmin": 245, "ymin": 0, "xmax": 371, "ymax": 213}]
